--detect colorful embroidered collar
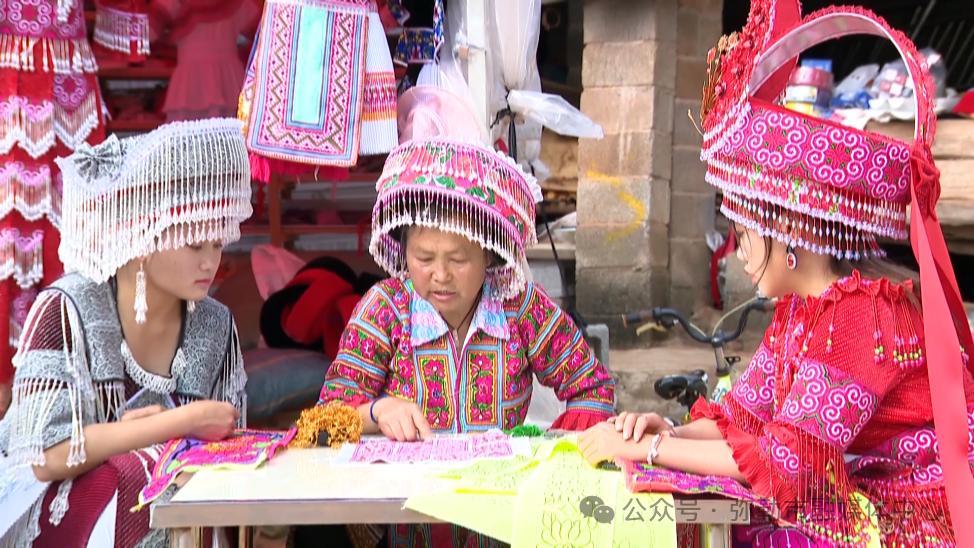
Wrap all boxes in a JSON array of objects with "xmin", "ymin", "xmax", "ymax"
[{"xmin": 407, "ymin": 279, "xmax": 509, "ymax": 347}]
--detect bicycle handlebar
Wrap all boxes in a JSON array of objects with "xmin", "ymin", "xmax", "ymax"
[{"xmin": 622, "ymin": 297, "xmax": 776, "ymax": 347}]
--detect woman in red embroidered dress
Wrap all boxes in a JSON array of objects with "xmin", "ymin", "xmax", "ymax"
[{"xmin": 580, "ymin": 2, "xmax": 974, "ymax": 546}]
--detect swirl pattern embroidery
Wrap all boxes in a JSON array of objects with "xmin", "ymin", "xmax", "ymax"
[
  {"xmin": 758, "ymin": 434, "xmax": 801, "ymax": 478},
  {"xmin": 730, "ymin": 343, "xmax": 776, "ymax": 420},
  {"xmin": 724, "ymin": 103, "xmax": 912, "ymax": 203},
  {"xmin": 778, "ymin": 360, "xmax": 879, "ymax": 448},
  {"xmin": 8, "ymin": 0, "xmax": 53, "ymax": 34}
]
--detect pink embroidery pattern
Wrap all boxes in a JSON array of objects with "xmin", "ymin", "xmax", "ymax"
[
  {"xmin": 136, "ymin": 429, "xmax": 296, "ymax": 509},
  {"xmin": 731, "ymin": 342, "xmax": 776, "ymax": 420},
  {"xmin": 778, "ymin": 360, "xmax": 879, "ymax": 448},
  {"xmin": 762, "ymin": 434, "xmax": 801, "ymax": 477},
  {"xmin": 8, "ymin": 0, "xmax": 54, "ymax": 35},
  {"xmin": 712, "ymin": 102, "xmax": 910, "ymax": 241},
  {"xmin": 361, "ymin": 71, "xmax": 397, "ymax": 121},
  {"xmin": 347, "ymin": 430, "xmax": 515, "ymax": 464},
  {"xmin": 53, "ymin": 74, "xmax": 88, "ymax": 110},
  {"xmin": 621, "ymin": 459, "xmax": 775, "ymax": 515}
]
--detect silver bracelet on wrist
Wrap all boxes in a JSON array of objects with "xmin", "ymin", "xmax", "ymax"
[{"xmin": 647, "ymin": 433, "xmax": 665, "ymax": 466}]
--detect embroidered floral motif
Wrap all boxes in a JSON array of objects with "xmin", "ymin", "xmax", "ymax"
[{"xmin": 320, "ymin": 279, "xmax": 615, "ymax": 432}]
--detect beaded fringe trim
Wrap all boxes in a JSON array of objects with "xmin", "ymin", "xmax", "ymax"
[
  {"xmin": 0, "ymin": 95, "xmax": 102, "ymax": 158},
  {"xmin": 56, "ymin": 118, "xmax": 252, "ymax": 283},
  {"xmin": 94, "ymin": 6, "xmax": 151, "ymax": 56},
  {"xmin": 721, "ymin": 192, "xmax": 886, "ymax": 261},
  {"xmin": 370, "ymin": 187, "xmax": 527, "ymax": 300},
  {"xmin": 0, "ymin": 35, "xmax": 98, "ymax": 75},
  {"xmin": 0, "ymin": 163, "xmax": 60, "ymax": 223},
  {"xmin": 0, "ymin": 229, "xmax": 45, "ymax": 289}
]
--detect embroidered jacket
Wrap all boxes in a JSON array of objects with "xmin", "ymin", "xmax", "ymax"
[
  {"xmin": 320, "ymin": 278, "xmax": 615, "ymax": 431},
  {"xmin": 693, "ymin": 271, "xmax": 974, "ymax": 546},
  {"xmin": 0, "ymin": 274, "xmax": 246, "ymax": 546}
]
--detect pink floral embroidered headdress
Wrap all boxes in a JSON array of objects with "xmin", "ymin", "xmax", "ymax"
[
  {"xmin": 371, "ymin": 85, "xmax": 543, "ymax": 300},
  {"xmin": 702, "ymin": 1, "xmax": 974, "ymax": 542}
]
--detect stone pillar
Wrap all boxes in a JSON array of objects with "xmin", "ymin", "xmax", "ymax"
[
  {"xmin": 669, "ymin": 0, "xmax": 723, "ymax": 312},
  {"xmin": 576, "ymin": 0, "xmax": 677, "ymax": 341}
]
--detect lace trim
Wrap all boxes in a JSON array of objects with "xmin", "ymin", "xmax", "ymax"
[
  {"xmin": 120, "ymin": 341, "xmax": 185, "ymax": 395},
  {"xmin": 48, "ymin": 479, "xmax": 72, "ymax": 526}
]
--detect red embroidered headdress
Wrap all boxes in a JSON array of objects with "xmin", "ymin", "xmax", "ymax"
[{"xmin": 700, "ymin": 1, "xmax": 974, "ymax": 543}]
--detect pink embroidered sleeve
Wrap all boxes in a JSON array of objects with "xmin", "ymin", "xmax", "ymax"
[
  {"xmin": 517, "ymin": 284, "xmax": 615, "ymax": 430},
  {"xmin": 690, "ymin": 304, "xmax": 784, "ymax": 429},
  {"xmin": 318, "ymin": 283, "xmax": 399, "ymax": 408},
  {"xmin": 712, "ymin": 290, "xmax": 906, "ymax": 538}
]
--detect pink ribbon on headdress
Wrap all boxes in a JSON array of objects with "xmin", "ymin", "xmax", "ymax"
[{"xmin": 909, "ymin": 141, "xmax": 974, "ymax": 547}]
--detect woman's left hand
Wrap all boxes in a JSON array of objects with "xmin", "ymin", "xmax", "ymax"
[{"xmin": 578, "ymin": 422, "xmax": 646, "ymax": 466}]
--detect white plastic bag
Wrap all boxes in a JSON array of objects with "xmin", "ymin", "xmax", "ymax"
[{"xmin": 508, "ymin": 90, "xmax": 605, "ymax": 139}]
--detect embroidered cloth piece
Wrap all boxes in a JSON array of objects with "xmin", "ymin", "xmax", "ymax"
[
  {"xmin": 619, "ymin": 460, "xmax": 774, "ymax": 515},
  {"xmin": 337, "ymin": 430, "xmax": 531, "ymax": 464},
  {"xmin": 136, "ymin": 428, "xmax": 296, "ymax": 509},
  {"xmin": 404, "ymin": 437, "xmax": 679, "ymax": 546}
]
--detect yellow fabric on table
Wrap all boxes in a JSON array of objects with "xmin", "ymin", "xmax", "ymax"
[{"xmin": 405, "ymin": 437, "xmax": 678, "ymax": 547}]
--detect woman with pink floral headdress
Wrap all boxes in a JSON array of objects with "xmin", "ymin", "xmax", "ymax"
[
  {"xmin": 579, "ymin": 1, "xmax": 974, "ymax": 546},
  {"xmin": 318, "ymin": 84, "xmax": 615, "ymax": 546}
]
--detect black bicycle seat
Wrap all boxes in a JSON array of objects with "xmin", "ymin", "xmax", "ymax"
[{"xmin": 654, "ymin": 369, "xmax": 708, "ymax": 401}]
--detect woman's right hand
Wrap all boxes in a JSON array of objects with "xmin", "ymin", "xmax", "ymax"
[
  {"xmin": 371, "ymin": 397, "xmax": 433, "ymax": 442},
  {"xmin": 179, "ymin": 400, "xmax": 239, "ymax": 441},
  {"xmin": 608, "ymin": 411, "xmax": 674, "ymax": 442}
]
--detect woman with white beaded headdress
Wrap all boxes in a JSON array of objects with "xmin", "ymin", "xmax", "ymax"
[{"xmin": 0, "ymin": 118, "xmax": 253, "ymax": 546}]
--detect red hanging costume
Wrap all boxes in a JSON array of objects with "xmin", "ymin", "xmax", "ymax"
[{"xmin": 0, "ymin": 0, "xmax": 106, "ymax": 390}]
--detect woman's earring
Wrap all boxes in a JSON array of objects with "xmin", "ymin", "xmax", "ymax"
[
  {"xmin": 785, "ymin": 244, "xmax": 798, "ymax": 270},
  {"xmin": 186, "ymin": 300, "xmax": 196, "ymax": 313},
  {"xmin": 135, "ymin": 261, "xmax": 148, "ymax": 324}
]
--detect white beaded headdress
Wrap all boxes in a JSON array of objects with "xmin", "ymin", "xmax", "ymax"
[{"xmin": 55, "ymin": 118, "xmax": 253, "ymax": 283}]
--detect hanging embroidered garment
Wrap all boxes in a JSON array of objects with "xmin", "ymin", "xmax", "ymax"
[
  {"xmin": 0, "ymin": 0, "xmax": 106, "ymax": 390},
  {"xmin": 239, "ymin": 0, "xmax": 398, "ymax": 182}
]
